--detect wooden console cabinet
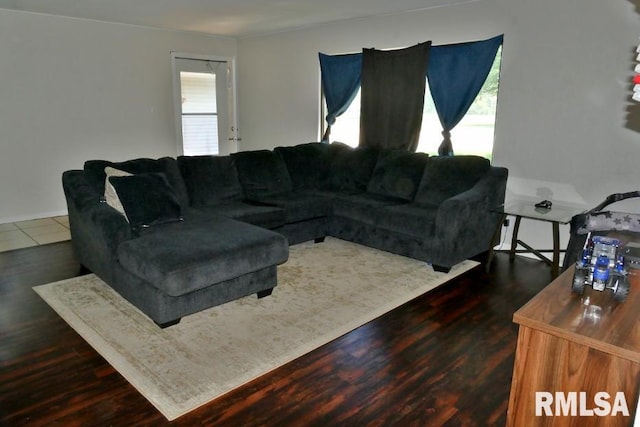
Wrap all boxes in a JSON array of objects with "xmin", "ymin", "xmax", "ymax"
[{"xmin": 506, "ymin": 265, "xmax": 640, "ymax": 426}]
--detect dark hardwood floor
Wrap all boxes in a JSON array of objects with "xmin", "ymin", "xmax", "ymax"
[{"xmin": 0, "ymin": 241, "xmax": 553, "ymax": 426}]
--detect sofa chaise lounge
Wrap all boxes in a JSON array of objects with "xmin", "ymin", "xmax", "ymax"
[{"xmin": 62, "ymin": 142, "xmax": 508, "ymax": 327}]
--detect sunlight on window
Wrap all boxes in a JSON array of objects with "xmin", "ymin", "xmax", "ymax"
[
  {"xmin": 180, "ymin": 71, "xmax": 219, "ymax": 155},
  {"xmin": 327, "ymin": 47, "xmax": 501, "ymax": 161}
]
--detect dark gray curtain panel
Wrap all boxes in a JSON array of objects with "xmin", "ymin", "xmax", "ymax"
[{"xmin": 359, "ymin": 42, "xmax": 431, "ymax": 151}]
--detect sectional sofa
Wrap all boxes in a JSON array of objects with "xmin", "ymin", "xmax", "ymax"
[{"xmin": 62, "ymin": 142, "xmax": 508, "ymax": 327}]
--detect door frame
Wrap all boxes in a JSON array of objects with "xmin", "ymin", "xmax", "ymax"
[{"xmin": 170, "ymin": 52, "xmax": 239, "ymax": 156}]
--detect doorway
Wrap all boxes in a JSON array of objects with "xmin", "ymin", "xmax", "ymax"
[{"xmin": 171, "ymin": 53, "xmax": 238, "ymax": 156}]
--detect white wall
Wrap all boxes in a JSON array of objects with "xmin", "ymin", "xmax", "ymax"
[
  {"xmin": 0, "ymin": 9, "xmax": 236, "ymax": 222},
  {"xmin": 237, "ymin": 2, "xmax": 505, "ymax": 152},
  {"xmin": 3, "ymin": 1, "xmax": 640, "ymax": 255},
  {"xmin": 237, "ymin": 0, "xmax": 640, "ymax": 253}
]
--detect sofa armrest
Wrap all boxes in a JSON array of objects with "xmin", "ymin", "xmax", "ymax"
[
  {"xmin": 434, "ymin": 166, "xmax": 508, "ymax": 244},
  {"xmin": 62, "ymin": 170, "xmax": 131, "ymax": 266},
  {"xmin": 435, "ymin": 188, "xmax": 488, "ymax": 241},
  {"xmin": 88, "ymin": 202, "xmax": 132, "ymax": 253}
]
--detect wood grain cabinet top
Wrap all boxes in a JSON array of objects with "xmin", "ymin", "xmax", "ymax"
[
  {"xmin": 514, "ymin": 265, "xmax": 640, "ymax": 364},
  {"xmin": 508, "ymin": 241, "xmax": 640, "ymax": 426}
]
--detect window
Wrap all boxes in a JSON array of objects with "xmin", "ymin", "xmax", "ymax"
[
  {"xmin": 180, "ymin": 71, "xmax": 219, "ymax": 155},
  {"xmin": 326, "ymin": 47, "xmax": 502, "ymax": 160},
  {"xmin": 171, "ymin": 54, "xmax": 238, "ymax": 156}
]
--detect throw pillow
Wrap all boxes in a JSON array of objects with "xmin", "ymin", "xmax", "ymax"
[
  {"xmin": 84, "ymin": 157, "xmax": 189, "ymax": 208},
  {"xmin": 104, "ymin": 167, "xmax": 132, "ymax": 219},
  {"xmin": 108, "ymin": 173, "xmax": 183, "ymax": 230}
]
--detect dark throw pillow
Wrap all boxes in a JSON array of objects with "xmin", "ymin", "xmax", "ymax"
[
  {"xmin": 108, "ymin": 173, "xmax": 183, "ymax": 230},
  {"xmin": 84, "ymin": 157, "xmax": 189, "ymax": 208}
]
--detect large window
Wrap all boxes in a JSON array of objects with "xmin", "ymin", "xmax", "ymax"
[{"xmin": 327, "ymin": 47, "xmax": 502, "ymax": 160}]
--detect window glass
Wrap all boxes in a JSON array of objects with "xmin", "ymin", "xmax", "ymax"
[
  {"xmin": 180, "ymin": 72, "xmax": 217, "ymax": 114},
  {"xmin": 179, "ymin": 72, "xmax": 218, "ymax": 155}
]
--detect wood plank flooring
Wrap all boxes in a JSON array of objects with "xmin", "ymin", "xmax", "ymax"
[{"xmin": 0, "ymin": 241, "xmax": 552, "ymax": 426}]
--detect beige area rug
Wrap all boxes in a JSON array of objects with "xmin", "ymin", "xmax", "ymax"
[{"xmin": 34, "ymin": 237, "xmax": 478, "ymax": 421}]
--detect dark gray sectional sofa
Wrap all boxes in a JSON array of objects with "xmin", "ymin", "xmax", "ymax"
[{"xmin": 62, "ymin": 142, "xmax": 508, "ymax": 327}]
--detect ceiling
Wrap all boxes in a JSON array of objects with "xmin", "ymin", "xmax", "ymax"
[{"xmin": 0, "ymin": 0, "xmax": 471, "ymax": 38}]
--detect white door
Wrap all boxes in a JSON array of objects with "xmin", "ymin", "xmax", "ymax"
[{"xmin": 172, "ymin": 54, "xmax": 238, "ymax": 156}]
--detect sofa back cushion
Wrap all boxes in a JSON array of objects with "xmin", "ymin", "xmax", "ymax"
[
  {"xmin": 83, "ymin": 157, "xmax": 189, "ymax": 208},
  {"xmin": 177, "ymin": 155, "xmax": 243, "ymax": 207},
  {"xmin": 274, "ymin": 142, "xmax": 330, "ymax": 190},
  {"xmin": 232, "ymin": 150, "xmax": 293, "ymax": 200},
  {"xmin": 367, "ymin": 150, "xmax": 429, "ymax": 201},
  {"xmin": 414, "ymin": 155, "xmax": 491, "ymax": 206},
  {"xmin": 326, "ymin": 143, "xmax": 379, "ymax": 192}
]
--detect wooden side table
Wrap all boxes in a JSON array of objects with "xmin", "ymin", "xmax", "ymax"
[
  {"xmin": 486, "ymin": 200, "xmax": 584, "ymax": 278},
  {"xmin": 506, "ymin": 263, "xmax": 640, "ymax": 426}
]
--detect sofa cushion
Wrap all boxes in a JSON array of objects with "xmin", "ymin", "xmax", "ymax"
[
  {"xmin": 192, "ymin": 202, "xmax": 286, "ymax": 229},
  {"xmin": 177, "ymin": 155, "xmax": 244, "ymax": 206},
  {"xmin": 84, "ymin": 157, "xmax": 189, "ymax": 208},
  {"xmin": 414, "ymin": 156, "xmax": 491, "ymax": 207},
  {"xmin": 109, "ymin": 173, "xmax": 183, "ymax": 230},
  {"xmin": 332, "ymin": 192, "xmax": 406, "ymax": 226},
  {"xmin": 367, "ymin": 150, "xmax": 429, "ymax": 201},
  {"xmin": 326, "ymin": 143, "xmax": 379, "ymax": 192},
  {"xmin": 274, "ymin": 142, "xmax": 330, "ymax": 191},
  {"xmin": 376, "ymin": 203, "xmax": 438, "ymax": 239},
  {"xmin": 232, "ymin": 150, "xmax": 293, "ymax": 200},
  {"xmin": 257, "ymin": 192, "xmax": 332, "ymax": 223},
  {"xmin": 117, "ymin": 217, "xmax": 289, "ymax": 297}
]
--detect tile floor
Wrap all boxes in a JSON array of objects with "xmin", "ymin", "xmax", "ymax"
[{"xmin": 0, "ymin": 216, "xmax": 71, "ymax": 252}]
